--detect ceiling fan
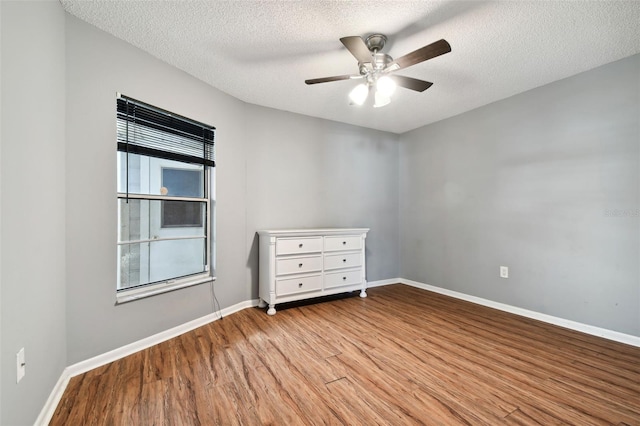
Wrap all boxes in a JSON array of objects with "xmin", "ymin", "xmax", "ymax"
[{"xmin": 305, "ymin": 34, "xmax": 451, "ymax": 107}]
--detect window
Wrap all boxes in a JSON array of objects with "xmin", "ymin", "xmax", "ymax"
[{"xmin": 116, "ymin": 94, "xmax": 215, "ymax": 303}]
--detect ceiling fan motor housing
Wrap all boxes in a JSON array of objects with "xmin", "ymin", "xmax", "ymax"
[
  {"xmin": 373, "ymin": 53, "xmax": 392, "ymax": 69},
  {"xmin": 358, "ymin": 35, "xmax": 393, "ymax": 82}
]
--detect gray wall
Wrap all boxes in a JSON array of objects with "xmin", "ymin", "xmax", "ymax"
[
  {"xmin": 65, "ymin": 15, "xmax": 249, "ymax": 364},
  {"xmin": 244, "ymin": 105, "xmax": 400, "ymax": 294},
  {"xmin": 400, "ymin": 54, "xmax": 640, "ymax": 336},
  {"xmin": 1, "ymin": 1, "xmax": 68, "ymax": 424},
  {"xmin": 1, "ymin": 3, "xmax": 3, "ymax": 420},
  {"xmin": 65, "ymin": 15, "xmax": 400, "ymax": 365}
]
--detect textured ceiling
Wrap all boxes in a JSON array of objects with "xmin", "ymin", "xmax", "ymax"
[{"xmin": 60, "ymin": 0, "xmax": 640, "ymax": 134}]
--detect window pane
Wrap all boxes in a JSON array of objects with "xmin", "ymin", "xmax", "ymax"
[
  {"xmin": 118, "ymin": 238, "xmax": 207, "ymax": 290},
  {"xmin": 118, "ymin": 243, "xmax": 140, "ymax": 290},
  {"xmin": 162, "ymin": 200, "xmax": 204, "ymax": 228},
  {"xmin": 161, "ymin": 168, "xmax": 203, "ymax": 197},
  {"xmin": 119, "ymin": 199, "xmax": 206, "ymax": 243},
  {"xmin": 117, "ymin": 152, "xmax": 204, "ymax": 197}
]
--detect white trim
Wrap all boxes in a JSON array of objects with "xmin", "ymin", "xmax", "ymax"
[
  {"xmin": 398, "ymin": 278, "xmax": 640, "ymax": 348},
  {"xmin": 34, "ymin": 371, "xmax": 71, "ymax": 426},
  {"xmin": 36, "ymin": 278, "xmax": 640, "ymax": 425},
  {"xmin": 68, "ymin": 298, "xmax": 259, "ymax": 377},
  {"xmin": 115, "ymin": 275, "xmax": 214, "ymax": 304},
  {"xmin": 366, "ymin": 278, "xmax": 400, "ymax": 288},
  {"xmin": 35, "ymin": 298, "xmax": 259, "ymax": 426}
]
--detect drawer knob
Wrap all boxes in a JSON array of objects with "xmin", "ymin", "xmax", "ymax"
[
  {"xmin": 342, "ymin": 241, "xmax": 346, "ymax": 245},
  {"xmin": 298, "ymin": 283, "xmax": 303, "ymax": 287},
  {"xmin": 343, "ymin": 276, "xmax": 347, "ymax": 280},
  {"xmin": 299, "ymin": 243, "xmax": 303, "ymax": 248},
  {"xmin": 298, "ymin": 263, "xmax": 303, "ymax": 267},
  {"xmin": 343, "ymin": 259, "xmax": 347, "ymax": 262}
]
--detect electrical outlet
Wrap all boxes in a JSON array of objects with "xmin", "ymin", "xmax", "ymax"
[
  {"xmin": 500, "ymin": 266, "xmax": 509, "ymax": 278},
  {"xmin": 16, "ymin": 348, "xmax": 25, "ymax": 383}
]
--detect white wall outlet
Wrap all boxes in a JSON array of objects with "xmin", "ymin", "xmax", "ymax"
[
  {"xmin": 16, "ymin": 347, "xmax": 26, "ymax": 383},
  {"xmin": 500, "ymin": 266, "xmax": 509, "ymax": 278}
]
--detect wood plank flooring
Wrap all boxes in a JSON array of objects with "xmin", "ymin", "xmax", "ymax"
[{"xmin": 50, "ymin": 284, "xmax": 640, "ymax": 425}]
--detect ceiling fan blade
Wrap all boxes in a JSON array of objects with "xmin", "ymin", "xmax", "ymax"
[
  {"xmin": 340, "ymin": 36, "xmax": 373, "ymax": 64},
  {"xmin": 391, "ymin": 75, "xmax": 433, "ymax": 92},
  {"xmin": 389, "ymin": 39, "xmax": 451, "ymax": 71},
  {"xmin": 305, "ymin": 74, "xmax": 359, "ymax": 85}
]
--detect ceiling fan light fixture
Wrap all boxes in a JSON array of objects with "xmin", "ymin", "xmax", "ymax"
[
  {"xmin": 376, "ymin": 76, "xmax": 396, "ymax": 97},
  {"xmin": 349, "ymin": 83, "xmax": 369, "ymax": 106},
  {"xmin": 373, "ymin": 91, "xmax": 391, "ymax": 108}
]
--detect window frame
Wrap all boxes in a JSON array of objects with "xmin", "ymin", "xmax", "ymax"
[{"xmin": 115, "ymin": 95, "xmax": 215, "ymax": 304}]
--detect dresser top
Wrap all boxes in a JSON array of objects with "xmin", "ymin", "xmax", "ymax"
[{"xmin": 258, "ymin": 228, "xmax": 369, "ymax": 237}]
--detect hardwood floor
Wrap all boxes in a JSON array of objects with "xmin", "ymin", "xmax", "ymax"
[{"xmin": 51, "ymin": 284, "xmax": 640, "ymax": 425}]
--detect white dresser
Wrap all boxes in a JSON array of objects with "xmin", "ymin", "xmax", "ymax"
[{"xmin": 258, "ymin": 228, "xmax": 369, "ymax": 315}]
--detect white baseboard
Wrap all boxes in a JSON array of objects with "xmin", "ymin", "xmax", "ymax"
[
  {"xmin": 34, "ymin": 370, "xmax": 71, "ymax": 426},
  {"xmin": 66, "ymin": 298, "xmax": 259, "ymax": 378},
  {"xmin": 398, "ymin": 278, "xmax": 640, "ymax": 348},
  {"xmin": 35, "ymin": 298, "xmax": 260, "ymax": 426},
  {"xmin": 36, "ymin": 279, "xmax": 640, "ymax": 425},
  {"xmin": 367, "ymin": 278, "xmax": 401, "ymax": 288}
]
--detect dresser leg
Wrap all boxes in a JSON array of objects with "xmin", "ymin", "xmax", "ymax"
[
  {"xmin": 267, "ymin": 304, "xmax": 276, "ymax": 315},
  {"xmin": 360, "ymin": 289, "xmax": 367, "ymax": 298},
  {"xmin": 258, "ymin": 299, "xmax": 267, "ymax": 308}
]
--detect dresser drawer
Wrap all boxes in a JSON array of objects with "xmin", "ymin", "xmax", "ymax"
[
  {"xmin": 276, "ymin": 274, "xmax": 322, "ymax": 296},
  {"xmin": 324, "ymin": 253, "xmax": 362, "ymax": 270},
  {"xmin": 276, "ymin": 255, "xmax": 322, "ymax": 276},
  {"xmin": 324, "ymin": 269, "xmax": 362, "ymax": 289},
  {"xmin": 324, "ymin": 235, "xmax": 362, "ymax": 252},
  {"xmin": 276, "ymin": 237, "xmax": 323, "ymax": 256}
]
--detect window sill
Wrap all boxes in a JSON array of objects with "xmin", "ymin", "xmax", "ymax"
[{"xmin": 115, "ymin": 275, "xmax": 216, "ymax": 305}]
